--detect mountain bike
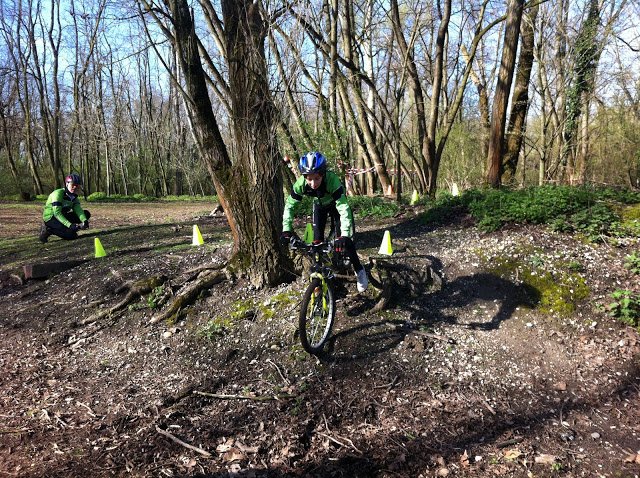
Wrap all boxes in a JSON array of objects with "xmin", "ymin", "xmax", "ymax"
[{"xmin": 289, "ymin": 237, "xmax": 347, "ymax": 355}]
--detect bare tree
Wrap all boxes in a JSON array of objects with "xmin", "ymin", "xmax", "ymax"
[
  {"xmin": 287, "ymin": 2, "xmax": 394, "ymax": 196},
  {"xmin": 0, "ymin": 79, "xmax": 22, "ymax": 189},
  {"xmin": 26, "ymin": 0, "xmax": 65, "ymax": 181},
  {"xmin": 7, "ymin": 0, "xmax": 44, "ymax": 193},
  {"xmin": 143, "ymin": 0, "xmax": 289, "ymax": 286}
]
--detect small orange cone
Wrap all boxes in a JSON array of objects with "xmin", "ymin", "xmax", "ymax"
[
  {"xmin": 94, "ymin": 237, "xmax": 106, "ymax": 258},
  {"xmin": 192, "ymin": 225, "xmax": 204, "ymax": 246},
  {"xmin": 378, "ymin": 230, "xmax": 393, "ymax": 255}
]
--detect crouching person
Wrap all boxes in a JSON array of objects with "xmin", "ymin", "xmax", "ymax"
[{"xmin": 39, "ymin": 173, "xmax": 91, "ymax": 243}]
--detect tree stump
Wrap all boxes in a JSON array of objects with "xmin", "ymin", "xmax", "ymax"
[{"xmin": 369, "ymin": 257, "xmax": 442, "ymax": 311}]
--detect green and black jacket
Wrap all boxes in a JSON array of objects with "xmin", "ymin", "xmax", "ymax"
[
  {"xmin": 42, "ymin": 188, "xmax": 88, "ymax": 228},
  {"xmin": 282, "ymin": 171, "xmax": 354, "ymax": 237}
]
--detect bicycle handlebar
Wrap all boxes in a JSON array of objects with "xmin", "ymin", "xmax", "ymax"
[{"xmin": 289, "ymin": 238, "xmax": 333, "ymax": 255}]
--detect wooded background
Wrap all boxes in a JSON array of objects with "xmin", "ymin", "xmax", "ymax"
[{"xmin": 0, "ymin": 0, "xmax": 638, "ymax": 199}]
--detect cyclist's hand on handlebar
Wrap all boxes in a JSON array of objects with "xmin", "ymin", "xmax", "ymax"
[
  {"xmin": 334, "ymin": 236, "xmax": 347, "ymax": 253},
  {"xmin": 280, "ymin": 231, "xmax": 299, "ymax": 246}
]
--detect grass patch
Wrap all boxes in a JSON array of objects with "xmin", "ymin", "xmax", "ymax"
[
  {"xmin": 85, "ymin": 193, "xmax": 218, "ymax": 202},
  {"xmin": 259, "ymin": 291, "xmax": 300, "ymax": 320}
]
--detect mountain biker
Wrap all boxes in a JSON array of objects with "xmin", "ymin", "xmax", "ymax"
[
  {"xmin": 39, "ymin": 172, "xmax": 91, "ymax": 243},
  {"xmin": 280, "ymin": 151, "xmax": 368, "ymax": 292}
]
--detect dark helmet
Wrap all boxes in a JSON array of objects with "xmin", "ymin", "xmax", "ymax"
[
  {"xmin": 298, "ymin": 152, "xmax": 327, "ymax": 175},
  {"xmin": 65, "ymin": 173, "xmax": 83, "ymax": 186}
]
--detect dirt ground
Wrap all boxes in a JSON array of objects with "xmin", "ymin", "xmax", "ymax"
[{"xmin": 0, "ymin": 201, "xmax": 639, "ymax": 478}]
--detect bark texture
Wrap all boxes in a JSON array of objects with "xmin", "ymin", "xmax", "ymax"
[{"xmin": 486, "ymin": 0, "xmax": 525, "ymax": 188}]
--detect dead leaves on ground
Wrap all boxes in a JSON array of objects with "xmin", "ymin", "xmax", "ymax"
[{"xmin": 216, "ymin": 437, "xmax": 260, "ymax": 463}]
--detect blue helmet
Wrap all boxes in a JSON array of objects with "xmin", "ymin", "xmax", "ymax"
[
  {"xmin": 65, "ymin": 172, "xmax": 83, "ymax": 185},
  {"xmin": 298, "ymin": 152, "xmax": 327, "ymax": 175}
]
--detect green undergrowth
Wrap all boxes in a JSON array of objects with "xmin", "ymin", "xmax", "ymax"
[
  {"xmin": 624, "ymin": 252, "xmax": 640, "ymax": 274},
  {"xmin": 606, "ymin": 251, "xmax": 640, "ymax": 330},
  {"xmin": 607, "ymin": 290, "xmax": 640, "ymax": 331},
  {"xmin": 422, "ymin": 185, "xmax": 640, "ymax": 241},
  {"xmin": 349, "ymin": 196, "xmax": 400, "ymax": 218},
  {"xmin": 478, "ymin": 245, "xmax": 590, "ymax": 316}
]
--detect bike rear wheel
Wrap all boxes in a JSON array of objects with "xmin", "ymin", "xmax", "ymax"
[{"xmin": 299, "ymin": 277, "xmax": 335, "ymax": 354}]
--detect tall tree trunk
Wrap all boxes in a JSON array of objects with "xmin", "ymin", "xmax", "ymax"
[
  {"xmin": 18, "ymin": 67, "xmax": 43, "ymax": 194},
  {"xmin": 561, "ymin": 0, "xmax": 600, "ymax": 185},
  {"xmin": 165, "ymin": 0, "xmax": 288, "ymax": 287},
  {"xmin": 426, "ymin": 0, "xmax": 452, "ymax": 196},
  {"xmin": 361, "ymin": 0, "xmax": 379, "ymax": 195},
  {"xmin": 575, "ymin": 100, "xmax": 590, "ymax": 183},
  {"xmin": 461, "ymin": 44, "xmax": 491, "ymax": 160},
  {"xmin": 486, "ymin": 0, "xmax": 524, "ymax": 188},
  {"xmin": 0, "ymin": 103, "xmax": 21, "ymax": 190},
  {"xmin": 390, "ymin": 0, "xmax": 429, "ymax": 193},
  {"xmin": 502, "ymin": 2, "xmax": 539, "ymax": 183},
  {"xmin": 551, "ymin": 0, "xmax": 570, "ymax": 180}
]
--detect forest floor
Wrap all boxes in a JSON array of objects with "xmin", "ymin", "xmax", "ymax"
[{"xmin": 0, "ymin": 200, "xmax": 639, "ymax": 478}]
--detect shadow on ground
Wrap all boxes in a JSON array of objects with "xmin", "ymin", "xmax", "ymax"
[{"xmin": 324, "ymin": 262, "xmax": 540, "ymax": 362}]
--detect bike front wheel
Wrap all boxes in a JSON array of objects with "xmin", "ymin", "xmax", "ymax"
[{"xmin": 299, "ymin": 277, "xmax": 335, "ymax": 354}]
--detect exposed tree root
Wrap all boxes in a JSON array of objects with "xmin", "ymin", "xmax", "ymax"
[
  {"xmin": 149, "ymin": 269, "xmax": 227, "ymax": 325},
  {"xmin": 80, "ymin": 275, "xmax": 167, "ymax": 326}
]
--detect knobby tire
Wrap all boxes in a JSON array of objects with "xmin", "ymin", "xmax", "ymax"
[{"xmin": 299, "ymin": 277, "xmax": 335, "ymax": 355}]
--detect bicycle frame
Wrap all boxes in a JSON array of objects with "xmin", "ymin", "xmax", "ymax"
[{"xmin": 290, "ymin": 239, "xmax": 339, "ymax": 354}]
